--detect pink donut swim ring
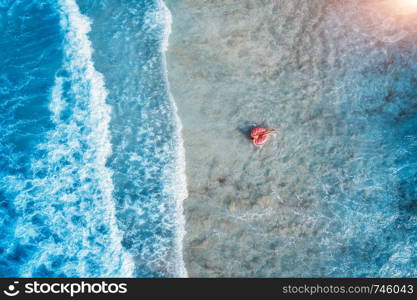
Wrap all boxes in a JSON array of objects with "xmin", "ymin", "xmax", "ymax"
[{"xmin": 250, "ymin": 127, "xmax": 276, "ymax": 146}]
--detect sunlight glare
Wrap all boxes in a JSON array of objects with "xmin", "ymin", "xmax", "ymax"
[{"xmin": 395, "ymin": 0, "xmax": 417, "ymax": 13}]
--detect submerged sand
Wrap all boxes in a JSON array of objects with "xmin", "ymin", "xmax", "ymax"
[{"xmin": 164, "ymin": 0, "xmax": 417, "ymax": 277}]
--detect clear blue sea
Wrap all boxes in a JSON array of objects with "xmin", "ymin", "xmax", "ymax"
[
  {"xmin": 0, "ymin": 0, "xmax": 186, "ymax": 277},
  {"xmin": 1, "ymin": 0, "xmax": 417, "ymax": 278}
]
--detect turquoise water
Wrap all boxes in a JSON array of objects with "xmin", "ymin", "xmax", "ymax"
[
  {"xmin": 0, "ymin": 0, "xmax": 185, "ymax": 277},
  {"xmin": 309, "ymin": 2, "xmax": 417, "ymax": 276},
  {"xmin": 1, "ymin": 0, "xmax": 417, "ymax": 278},
  {"xmin": 164, "ymin": 0, "xmax": 417, "ymax": 277}
]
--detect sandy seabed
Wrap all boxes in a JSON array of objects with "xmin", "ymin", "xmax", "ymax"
[{"xmin": 164, "ymin": 0, "xmax": 417, "ymax": 277}]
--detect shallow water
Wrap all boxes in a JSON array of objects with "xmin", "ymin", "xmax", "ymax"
[{"xmin": 165, "ymin": 0, "xmax": 417, "ymax": 277}]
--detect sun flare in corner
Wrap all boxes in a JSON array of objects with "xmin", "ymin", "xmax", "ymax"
[{"xmin": 395, "ymin": 0, "xmax": 417, "ymax": 13}]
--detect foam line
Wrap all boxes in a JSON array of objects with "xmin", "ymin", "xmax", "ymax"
[
  {"xmin": 159, "ymin": 0, "xmax": 188, "ymax": 278},
  {"xmin": 54, "ymin": 0, "xmax": 134, "ymax": 277}
]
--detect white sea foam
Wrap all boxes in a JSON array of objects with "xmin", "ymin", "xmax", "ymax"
[
  {"xmin": 52, "ymin": 0, "xmax": 134, "ymax": 277},
  {"xmin": 159, "ymin": 0, "xmax": 188, "ymax": 278},
  {"xmin": 14, "ymin": 0, "xmax": 187, "ymax": 278}
]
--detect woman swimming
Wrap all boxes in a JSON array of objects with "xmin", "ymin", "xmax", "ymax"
[{"xmin": 250, "ymin": 127, "xmax": 276, "ymax": 146}]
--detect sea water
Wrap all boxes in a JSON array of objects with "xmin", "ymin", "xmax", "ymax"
[
  {"xmin": 0, "ymin": 0, "xmax": 186, "ymax": 277},
  {"xmin": 3, "ymin": 0, "xmax": 417, "ymax": 278},
  {"xmin": 164, "ymin": 0, "xmax": 417, "ymax": 277}
]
